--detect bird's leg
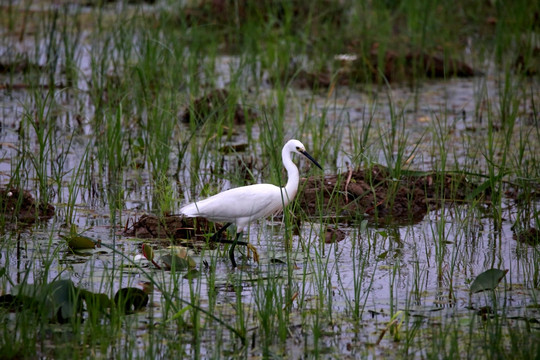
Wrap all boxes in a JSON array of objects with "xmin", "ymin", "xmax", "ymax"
[
  {"xmin": 210, "ymin": 222, "xmax": 232, "ymax": 242},
  {"xmin": 229, "ymin": 232, "xmax": 242, "ymax": 268},
  {"xmin": 207, "ymin": 223, "xmax": 248, "ymax": 267},
  {"xmin": 209, "ymin": 223, "xmax": 249, "ymax": 246}
]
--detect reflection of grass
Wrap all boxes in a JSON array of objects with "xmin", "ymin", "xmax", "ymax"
[{"xmin": 0, "ymin": 0, "xmax": 539, "ymax": 358}]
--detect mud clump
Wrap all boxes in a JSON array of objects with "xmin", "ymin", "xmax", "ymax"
[
  {"xmin": 182, "ymin": 0, "xmax": 344, "ymax": 33},
  {"xmin": 298, "ymin": 165, "xmax": 477, "ymax": 225},
  {"xmin": 124, "ymin": 214, "xmax": 225, "ymax": 248},
  {"xmin": 0, "ymin": 58, "xmax": 43, "ymax": 74},
  {"xmin": 0, "ymin": 188, "xmax": 55, "ymax": 224},
  {"xmin": 514, "ymin": 47, "xmax": 539, "ymax": 77},
  {"xmin": 270, "ymin": 50, "xmax": 481, "ymax": 90},
  {"xmin": 290, "ymin": 50, "xmax": 480, "ymax": 89},
  {"xmin": 181, "ymin": 89, "xmax": 257, "ymax": 125},
  {"xmin": 324, "ymin": 227, "xmax": 346, "ymax": 243},
  {"xmin": 513, "ymin": 227, "xmax": 540, "ymax": 246},
  {"xmin": 363, "ymin": 50, "xmax": 480, "ymax": 82}
]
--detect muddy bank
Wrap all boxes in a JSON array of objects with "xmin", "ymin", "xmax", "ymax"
[
  {"xmin": 181, "ymin": 89, "xmax": 258, "ymax": 125},
  {"xmin": 0, "ymin": 188, "xmax": 55, "ymax": 225},
  {"xmin": 182, "ymin": 0, "xmax": 344, "ymax": 32},
  {"xmin": 288, "ymin": 51, "xmax": 480, "ymax": 89},
  {"xmin": 124, "ymin": 214, "xmax": 225, "ymax": 247},
  {"xmin": 298, "ymin": 165, "xmax": 480, "ymax": 225}
]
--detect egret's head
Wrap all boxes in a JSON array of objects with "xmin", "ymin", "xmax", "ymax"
[
  {"xmin": 286, "ymin": 139, "xmax": 306, "ymax": 154},
  {"xmin": 286, "ymin": 139, "xmax": 323, "ymax": 170}
]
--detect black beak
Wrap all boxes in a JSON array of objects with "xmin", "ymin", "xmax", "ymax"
[{"xmin": 300, "ymin": 150, "xmax": 323, "ymax": 170}]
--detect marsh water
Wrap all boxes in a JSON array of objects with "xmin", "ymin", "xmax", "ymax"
[{"xmin": 1, "ymin": 2, "xmax": 539, "ymax": 359}]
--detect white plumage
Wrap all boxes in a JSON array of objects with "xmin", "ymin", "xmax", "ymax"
[{"xmin": 180, "ymin": 139, "xmax": 322, "ymax": 267}]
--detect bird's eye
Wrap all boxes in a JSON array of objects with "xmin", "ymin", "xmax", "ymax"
[{"xmin": 296, "ymin": 146, "xmax": 300, "ymax": 150}]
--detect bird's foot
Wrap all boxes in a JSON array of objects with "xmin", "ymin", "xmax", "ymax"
[{"xmin": 246, "ymin": 244, "xmax": 259, "ymax": 263}]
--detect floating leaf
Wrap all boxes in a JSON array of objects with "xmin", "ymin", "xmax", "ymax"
[
  {"xmin": 2, "ymin": 280, "xmax": 150, "ymax": 320},
  {"xmin": 164, "ymin": 247, "xmax": 197, "ymax": 269},
  {"xmin": 70, "ymin": 249, "xmax": 95, "ymax": 256},
  {"xmin": 0, "ymin": 294, "xmax": 27, "ymax": 311},
  {"xmin": 81, "ymin": 290, "xmax": 112, "ymax": 310},
  {"xmin": 183, "ymin": 268, "xmax": 200, "ymax": 279},
  {"xmin": 11, "ymin": 280, "xmax": 83, "ymax": 323},
  {"xmin": 48, "ymin": 279, "xmax": 83, "ymax": 323},
  {"xmin": 114, "ymin": 287, "xmax": 149, "ymax": 314},
  {"xmin": 470, "ymin": 268, "xmax": 508, "ymax": 293},
  {"xmin": 61, "ymin": 234, "xmax": 97, "ymax": 250},
  {"xmin": 160, "ymin": 254, "xmax": 191, "ymax": 271},
  {"xmin": 167, "ymin": 246, "xmax": 191, "ymax": 258}
]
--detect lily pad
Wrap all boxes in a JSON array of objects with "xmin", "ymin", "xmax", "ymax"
[
  {"xmin": 48, "ymin": 280, "xmax": 83, "ymax": 323},
  {"xmin": 183, "ymin": 268, "xmax": 201, "ymax": 279},
  {"xmin": 161, "ymin": 246, "xmax": 197, "ymax": 270},
  {"xmin": 470, "ymin": 268, "xmax": 509, "ymax": 293},
  {"xmin": 81, "ymin": 290, "xmax": 113, "ymax": 309},
  {"xmin": 160, "ymin": 254, "xmax": 193, "ymax": 271},
  {"xmin": 12, "ymin": 279, "xmax": 83, "ymax": 323},
  {"xmin": 1, "ymin": 280, "xmax": 151, "ymax": 320},
  {"xmin": 114, "ymin": 287, "xmax": 149, "ymax": 314},
  {"xmin": 0, "ymin": 294, "xmax": 33, "ymax": 311},
  {"xmin": 61, "ymin": 234, "xmax": 98, "ymax": 250}
]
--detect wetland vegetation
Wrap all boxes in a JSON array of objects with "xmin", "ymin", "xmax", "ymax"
[{"xmin": 0, "ymin": 0, "xmax": 539, "ymax": 358}]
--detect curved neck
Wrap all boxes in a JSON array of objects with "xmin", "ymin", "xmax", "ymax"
[{"xmin": 282, "ymin": 147, "xmax": 299, "ymax": 205}]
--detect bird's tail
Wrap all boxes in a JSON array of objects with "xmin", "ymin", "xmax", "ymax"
[{"xmin": 179, "ymin": 202, "xmax": 200, "ymax": 217}]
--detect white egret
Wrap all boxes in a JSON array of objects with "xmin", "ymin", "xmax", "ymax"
[{"xmin": 180, "ymin": 139, "xmax": 322, "ymax": 267}]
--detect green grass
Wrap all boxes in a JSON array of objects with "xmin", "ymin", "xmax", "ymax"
[{"xmin": 0, "ymin": 0, "xmax": 539, "ymax": 358}]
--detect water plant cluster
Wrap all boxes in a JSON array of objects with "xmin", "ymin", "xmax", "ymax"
[{"xmin": 0, "ymin": 0, "xmax": 539, "ymax": 358}]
